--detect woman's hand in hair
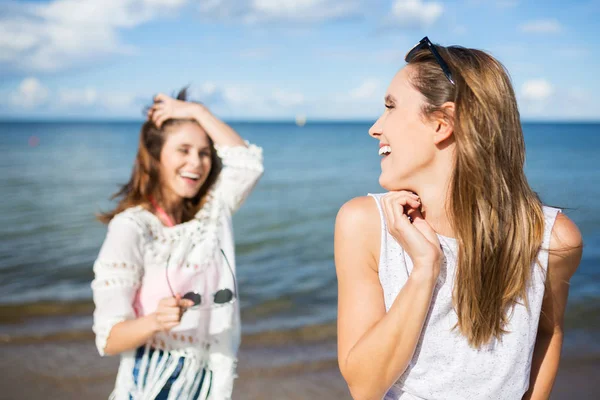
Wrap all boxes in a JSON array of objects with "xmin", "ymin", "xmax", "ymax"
[
  {"xmin": 151, "ymin": 294, "xmax": 195, "ymax": 332},
  {"xmin": 381, "ymin": 191, "xmax": 442, "ymax": 280},
  {"xmin": 148, "ymin": 93, "xmax": 204, "ymax": 128}
]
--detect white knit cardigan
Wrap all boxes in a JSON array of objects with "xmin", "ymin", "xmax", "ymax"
[{"xmin": 92, "ymin": 142, "xmax": 263, "ymax": 399}]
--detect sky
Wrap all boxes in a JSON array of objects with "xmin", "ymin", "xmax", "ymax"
[{"xmin": 0, "ymin": 0, "xmax": 599, "ymax": 121}]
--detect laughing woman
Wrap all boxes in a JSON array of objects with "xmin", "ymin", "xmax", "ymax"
[
  {"xmin": 334, "ymin": 38, "xmax": 582, "ymax": 400},
  {"xmin": 92, "ymin": 89, "xmax": 263, "ymax": 399}
]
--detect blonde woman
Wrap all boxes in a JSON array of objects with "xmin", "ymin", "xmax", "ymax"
[
  {"xmin": 92, "ymin": 89, "xmax": 263, "ymax": 399},
  {"xmin": 335, "ymin": 37, "xmax": 582, "ymax": 400}
]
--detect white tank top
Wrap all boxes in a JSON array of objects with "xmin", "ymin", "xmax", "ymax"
[{"xmin": 368, "ymin": 193, "xmax": 560, "ymax": 400}]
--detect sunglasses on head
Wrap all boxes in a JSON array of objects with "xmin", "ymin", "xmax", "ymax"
[
  {"xmin": 405, "ymin": 36, "xmax": 455, "ymax": 86},
  {"xmin": 166, "ymin": 248, "xmax": 237, "ymax": 310}
]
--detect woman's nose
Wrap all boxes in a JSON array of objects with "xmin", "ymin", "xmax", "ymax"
[
  {"xmin": 188, "ymin": 153, "xmax": 201, "ymax": 168},
  {"xmin": 369, "ymin": 116, "xmax": 383, "ymax": 138}
]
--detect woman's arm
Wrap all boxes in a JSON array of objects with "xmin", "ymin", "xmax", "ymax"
[
  {"xmin": 335, "ymin": 194, "xmax": 442, "ymax": 400},
  {"xmin": 151, "ymin": 93, "xmax": 246, "ymax": 147},
  {"xmin": 103, "ymin": 314, "xmax": 160, "ymax": 356},
  {"xmin": 92, "ymin": 216, "xmax": 192, "ymax": 356},
  {"xmin": 103, "ymin": 295, "xmax": 192, "ymax": 356},
  {"xmin": 523, "ymin": 213, "xmax": 583, "ymax": 400},
  {"xmin": 191, "ymin": 105, "xmax": 247, "ymax": 147}
]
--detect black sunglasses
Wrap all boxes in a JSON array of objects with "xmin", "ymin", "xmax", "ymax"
[
  {"xmin": 166, "ymin": 248, "xmax": 237, "ymax": 310},
  {"xmin": 405, "ymin": 36, "xmax": 455, "ymax": 86}
]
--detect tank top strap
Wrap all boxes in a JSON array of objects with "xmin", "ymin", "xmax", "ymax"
[
  {"xmin": 368, "ymin": 193, "xmax": 388, "ymax": 235},
  {"xmin": 368, "ymin": 193, "xmax": 392, "ymax": 269},
  {"xmin": 367, "ymin": 193, "xmax": 386, "ymax": 223},
  {"xmin": 538, "ymin": 206, "xmax": 561, "ymax": 271}
]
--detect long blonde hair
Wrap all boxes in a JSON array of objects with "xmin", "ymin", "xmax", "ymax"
[{"xmin": 408, "ymin": 45, "xmax": 545, "ymax": 347}]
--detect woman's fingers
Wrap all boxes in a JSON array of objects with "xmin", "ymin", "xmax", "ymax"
[
  {"xmin": 381, "ymin": 195, "xmax": 396, "ymax": 229},
  {"xmin": 157, "ymin": 312, "xmax": 181, "ymax": 322},
  {"xmin": 390, "ymin": 199, "xmax": 427, "ymax": 249},
  {"xmin": 154, "ymin": 93, "xmax": 168, "ymax": 103},
  {"xmin": 159, "ymin": 296, "xmax": 178, "ymax": 307},
  {"xmin": 178, "ymin": 299, "xmax": 195, "ymax": 308},
  {"xmin": 380, "ymin": 191, "xmax": 443, "ymax": 269},
  {"xmin": 381, "ymin": 191, "xmax": 421, "ymax": 231},
  {"xmin": 390, "ymin": 195, "xmax": 411, "ymax": 227},
  {"xmin": 411, "ymin": 208, "xmax": 440, "ymax": 247},
  {"xmin": 152, "ymin": 111, "xmax": 170, "ymax": 128},
  {"xmin": 161, "ymin": 322, "xmax": 180, "ymax": 331}
]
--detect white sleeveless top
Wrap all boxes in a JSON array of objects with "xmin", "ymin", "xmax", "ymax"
[{"xmin": 368, "ymin": 193, "xmax": 560, "ymax": 400}]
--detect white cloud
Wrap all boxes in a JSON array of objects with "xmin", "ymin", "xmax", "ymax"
[
  {"xmin": 560, "ymin": 88, "xmax": 597, "ymax": 119},
  {"xmin": 271, "ymin": 89, "xmax": 305, "ymax": 108},
  {"xmin": 100, "ymin": 92, "xmax": 139, "ymax": 110},
  {"xmin": 9, "ymin": 78, "xmax": 49, "ymax": 108},
  {"xmin": 57, "ymin": 88, "xmax": 98, "ymax": 108},
  {"xmin": 388, "ymin": 0, "xmax": 443, "ymax": 29},
  {"xmin": 194, "ymin": 83, "xmax": 304, "ymax": 109},
  {"xmin": 519, "ymin": 85, "xmax": 599, "ymax": 120},
  {"xmin": 519, "ymin": 19, "xmax": 563, "ymax": 34},
  {"xmin": 307, "ymin": 78, "xmax": 383, "ymax": 119},
  {"xmin": 199, "ymin": 0, "xmax": 362, "ymax": 23},
  {"xmin": 349, "ymin": 79, "xmax": 381, "ymax": 101},
  {"xmin": 4, "ymin": 78, "xmax": 142, "ymax": 114},
  {"xmin": 0, "ymin": 0, "xmax": 188, "ymax": 73},
  {"xmin": 521, "ymin": 79, "xmax": 553, "ymax": 102}
]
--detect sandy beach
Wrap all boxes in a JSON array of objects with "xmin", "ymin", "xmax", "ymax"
[{"xmin": 1, "ymin": 332, "xmax": 598, "ymax": 400}]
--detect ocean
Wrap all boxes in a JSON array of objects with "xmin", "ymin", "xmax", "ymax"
[{"xmin": 0, "ymin": 121, "xmax": 598, "ymax": 355}]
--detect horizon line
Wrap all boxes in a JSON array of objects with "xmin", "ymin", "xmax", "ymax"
[{"xmin": 1, "ymin": 118, "xmax": 599, "ymax": 124}]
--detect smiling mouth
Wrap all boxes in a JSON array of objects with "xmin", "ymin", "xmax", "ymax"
[
  {"xmin": 379, "ymin": 145, "xmax": 391, "ymax": 156},
  {"xmin": 179, "ymin": 171, "xmax": 201, "ymax": 181}
]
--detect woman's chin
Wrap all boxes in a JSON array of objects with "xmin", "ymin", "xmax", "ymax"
[
  {"xmin": 183, "ymin": 190, "xmax": 202, "ymax": 199},
  {"xmin": 379, "ymin": 174, "xmax": 408, "ymax": 192},
  {"xmin": 379, "ymin": 174, "xmax": 396, "ymax": 192}
]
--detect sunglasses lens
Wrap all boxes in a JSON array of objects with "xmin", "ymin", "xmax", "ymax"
[
  {"xmin": 183, "ymin": 291, "xmax": 202, "ymax": 306},
  {"xmin": 214, "ymin": 289, "xmax": 234, "ymax": 304}
]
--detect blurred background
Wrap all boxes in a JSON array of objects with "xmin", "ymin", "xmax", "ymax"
[{"xmin": 0, "ymin": 1, "xmax": 598, "ymax": 399}]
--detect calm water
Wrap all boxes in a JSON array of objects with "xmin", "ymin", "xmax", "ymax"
[{"xmin": 0, "ymin": 121, "xmax": 598, "ymax": 350}]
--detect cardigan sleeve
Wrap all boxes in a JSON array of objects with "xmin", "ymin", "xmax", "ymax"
[
  {"xmin": 213, "ymin": 142, "xmax": 264, "ymax": 214},
  {"xmin": 91, "ymin": 214, "xmax": 145, "ymax": 356}
]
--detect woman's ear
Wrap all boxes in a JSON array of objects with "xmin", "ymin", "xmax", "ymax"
[{"xmin": 432, "ymin": 102, "xmax": 455, "ymax": 144}]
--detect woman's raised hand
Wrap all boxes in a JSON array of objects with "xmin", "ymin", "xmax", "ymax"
[
  {"xmin": 152, "ymin": 294, "xmax": 195, "ymax": 332},
  {"xmin": 147, "ymin": 93, "xmax": 204, "ymax": 128},
  {"xmin": 381, "ymin": 191, "xmax": 442, "ymax": 280}
]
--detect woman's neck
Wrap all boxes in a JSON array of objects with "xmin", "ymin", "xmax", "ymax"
[
  {"xmin": 152, "ymin": 191, "xmax": 183, "ymax": 226},
  {"xmin": 413, "ymin": 152, "xmax": 456, "ymax": 239},
  {"xmin": 416, "ymin": 183, "xmax": 454, "ymax": 238}
]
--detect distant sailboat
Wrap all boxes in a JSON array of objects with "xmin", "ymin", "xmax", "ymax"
[{"xmin": 295, "ymin": 114, "xmax": 306, "ymax": 127}]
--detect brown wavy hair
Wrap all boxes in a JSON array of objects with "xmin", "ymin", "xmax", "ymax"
[
  {"xmin": 407, "ymin": 45, "xmax": 545, "ymax": 347},
  {"xmin": 97, "ymin": 88, "xmax": 222, "ymax": 224}
]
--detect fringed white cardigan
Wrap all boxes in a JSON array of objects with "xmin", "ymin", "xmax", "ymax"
[{"xmin": 92, "ymin": 143, "xmax": 263, "ymax": 399}]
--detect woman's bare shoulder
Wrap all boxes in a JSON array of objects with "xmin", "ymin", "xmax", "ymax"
[
  {"xmin": 548, "ymin": 212, "xmax": 583, "ymax": 278},
  {"xmin": 335, "ymin": 196, "xmax": 381, "ymax": 272},
  {"xmin": 336, "ymin": 196, "xmax": 380, "ymax": 232}
]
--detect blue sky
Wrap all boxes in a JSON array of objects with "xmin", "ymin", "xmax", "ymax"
[{"xmin": 1, "ymin": 0, "xmax": 599, "ymax": 121}]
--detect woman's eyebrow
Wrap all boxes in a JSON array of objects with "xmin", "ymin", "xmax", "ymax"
[{"xmin": 177, "ymin": 143, "xmax": 210, "ymax": 150}]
